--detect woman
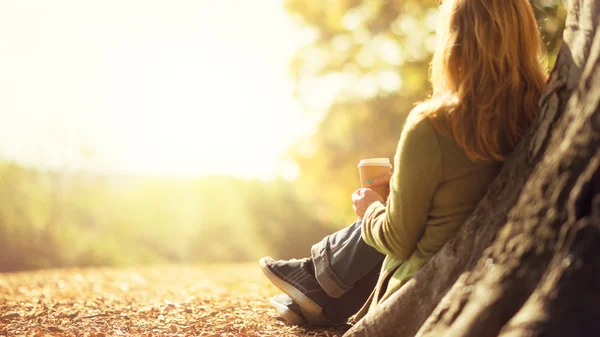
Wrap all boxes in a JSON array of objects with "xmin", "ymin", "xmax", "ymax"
[{"xmin": 260, "ymin": 0, "xmax": 548, "ymax": 326}]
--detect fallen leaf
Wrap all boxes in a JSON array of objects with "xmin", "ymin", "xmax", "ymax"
[{"xmin": 47, "ymin": 326, "xmax": 64, "ymax": 333}]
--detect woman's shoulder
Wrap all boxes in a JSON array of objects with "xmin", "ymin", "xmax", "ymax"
[
  {"xmin": 403, "ymin": 101, "xmax": 450, "ymax": 141},
  {"xmin": 405, "ymin": 101, "xmax": 499, "ymax": 172},
  {"xmin": 402, "ymin": 112, "xmax": 439, "ymax": 145},
  {"xmin": 397, "ymin": 109, "xmax": 444, "ymax": 166}
]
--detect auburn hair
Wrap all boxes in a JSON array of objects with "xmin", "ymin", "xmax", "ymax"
[{"xmin": 415, "ymin": 0, "xmax": 548, "ymax": 162}]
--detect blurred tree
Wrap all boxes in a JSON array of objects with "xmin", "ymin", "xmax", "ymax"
[{"xmin": 285, "ymin": 0, "xmax": 567, "ymax": 227}]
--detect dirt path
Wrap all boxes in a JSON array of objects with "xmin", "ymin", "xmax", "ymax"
[{"xmin": 0, "ymin": 264, "xmax": 349, "ymax": 337}]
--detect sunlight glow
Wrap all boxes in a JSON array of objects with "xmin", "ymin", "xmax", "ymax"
[{"xmin": 0, "ymin": 0, "xmax": 328, "ymax": 180}]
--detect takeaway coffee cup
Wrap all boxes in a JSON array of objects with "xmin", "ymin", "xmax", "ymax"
[{"xmin": 358, "ymin": 158, "xmax": 392, "ymax": 200}]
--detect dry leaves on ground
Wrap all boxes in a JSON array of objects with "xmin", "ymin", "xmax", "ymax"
[{"xmin": 0, "ymin": 264, "xmax": 350, "ymax": 337}]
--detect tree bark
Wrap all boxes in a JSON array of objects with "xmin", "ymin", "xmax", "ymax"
[{"xmin": 344, "ymin": 1, "xmax": 600, "ymax": 336}]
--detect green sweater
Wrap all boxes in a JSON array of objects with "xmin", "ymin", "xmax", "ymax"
[{"xmin": 360, "ymin": 113, "xmax": 501, "ymax": 314}]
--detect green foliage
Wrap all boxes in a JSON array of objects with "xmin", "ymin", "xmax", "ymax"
[{"xmin": 0, "ymin": 161, "xmax": 332, "ymax": 272}]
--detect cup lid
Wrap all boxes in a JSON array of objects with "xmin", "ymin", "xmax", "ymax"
[{"xmin": 358, "ymin": 158, "xmax": 392, "ymax": 167}]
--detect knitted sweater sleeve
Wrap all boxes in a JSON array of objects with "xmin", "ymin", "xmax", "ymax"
[{"xmin": 362, "ymin": 117, "xmax": 443, "ymax": 261}]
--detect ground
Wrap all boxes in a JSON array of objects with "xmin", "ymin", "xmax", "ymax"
[{"xmin": 0, "ymin": 264, "xmax": 350, "ymax": 337}]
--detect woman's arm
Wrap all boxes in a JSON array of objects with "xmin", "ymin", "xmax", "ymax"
[{"xmin": 361, "ymin": 117, "xmax": 443, "ymax": 261}]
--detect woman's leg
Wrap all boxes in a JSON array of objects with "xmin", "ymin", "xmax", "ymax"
[
  {"xmin": 269, "ymin": 263, "xmax": 381, "ymax": 327},
  {"xmin": 261, "ymin": 220, "xmax": 384, "ymax": 324},
  {"xmin": 311, "ymin": 220, "xmax": 385, "ymax": 298},
  {"xmin": 322, "ymin": 258, "xmax": 382, "ymax": 323}
]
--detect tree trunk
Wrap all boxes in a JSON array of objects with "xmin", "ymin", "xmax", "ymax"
[{"xmin": 344, "ymin": 0, "xmax": 600, "ymax": 336}]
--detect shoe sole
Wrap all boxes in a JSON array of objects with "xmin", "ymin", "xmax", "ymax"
[
  {"xmin": 259, "ymin": 258, "xmax": 323, "ymax": 316},
  {"xmin": 269, "ymin": 297, "xmax": 305, "ymax": 325}
]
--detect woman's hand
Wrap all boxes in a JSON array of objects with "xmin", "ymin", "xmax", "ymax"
[
  {"xmin": 352, "ymin": 188, "xmax": 385, "ymax": 219},
  {"xmin": 367, "ymin": 172, "xmax": 393, "ymax": 197}
]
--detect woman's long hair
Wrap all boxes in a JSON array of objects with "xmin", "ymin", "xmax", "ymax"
[{"xmin": 417, "ymin": 0, "xmax": 548, "ymax": 162}]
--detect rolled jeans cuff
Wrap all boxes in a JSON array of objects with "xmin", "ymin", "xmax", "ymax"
[{"xmin": 311, "ymin": 236, "xmax": 352, "ymax": 298}]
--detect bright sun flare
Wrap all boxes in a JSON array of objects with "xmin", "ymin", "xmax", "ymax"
[{"xmin": 0, "ymin": 0, "xmax": 329, "ymax": 180}]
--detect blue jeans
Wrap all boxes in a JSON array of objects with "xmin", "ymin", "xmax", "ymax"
[{"xmin": 311, "ymin": 220, "xmax": 385, "ymax": 320}]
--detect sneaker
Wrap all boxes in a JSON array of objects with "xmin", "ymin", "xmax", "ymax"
[
  {"xmin": 269, "ymin": 294, "xmax": 347, "ymax": 327},
  {"xmin": 269, "ymin": 293, "xmax": 308, "ymax": 325},
  {"xmin": 259, "ymin": 256, "xmax": 330, "ymax": 316}
]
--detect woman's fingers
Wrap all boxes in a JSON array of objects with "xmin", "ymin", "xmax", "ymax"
[
  {"xmin": 352, "ymin": 188, "xmax": 383, "ymax": 219},
  {"xmin": 351, "ymin": 189, "xmax": 361, "ymax": 203},
  {"xmin": 368, "ymin": 173, "xmax": 393, "ymax": 186},
  {"xmin": 352, "ymin": 188, "xmax": 368, "ymax": 201}
]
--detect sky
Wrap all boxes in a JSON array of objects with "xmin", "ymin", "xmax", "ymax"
[{"xmin": 0, "ymin": 0, "xmax": 333, "ymax": 179}]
